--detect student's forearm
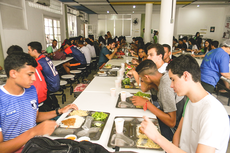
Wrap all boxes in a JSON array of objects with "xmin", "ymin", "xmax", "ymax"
[
  {"xmin": 147, "ymin": 103, "xmax": 176, "ymax": 127},
  {"xmin": 0, "ymin": 129, "xmax": 35, "ymax": 153},
  {"xmin": 154, "ymin": 134, "xmax": 186, "ymax": 153},
  {"xmin": 108, "ymin": 51, "xmax": 117, "ymax": 60},
  {"xmin": 36, "ymin": 111, "xmax": 57, "ymax": 123},
  {"xmin": 173, "ymin": 117, "xmax": 183, "ymax": 147},
  {"xmin": 133, "ymin": 71, "xmax": 139, "ymax": 85}
]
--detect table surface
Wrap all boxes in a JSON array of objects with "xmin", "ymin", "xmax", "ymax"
[
  {"xmin": 53, "ymin": 56, "xmax": 163, "ymax": 153},
  {"xmin": 52, "ymin": 57, "xmax": 73, "ymax": 67}
]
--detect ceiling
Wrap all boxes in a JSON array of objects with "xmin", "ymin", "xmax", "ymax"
[{"xmin": 58, "ymin": 0, "xmax": 230, "ymax": 14}]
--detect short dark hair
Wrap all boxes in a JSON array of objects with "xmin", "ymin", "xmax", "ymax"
[
  {"xmin": 179, "ymin": 39, "xmax": 183, "ymax": 42},
  {"xmin": 88, "ymin": 35, "xmax": 94, "ymax": 41},
  {"xmin": 4, "ymin": 53, "xmax": 37, "ymax": 78},
  {"xmin": 211, "ymin": 41, "xmax": 219, "ymax": 48},
  {"xmin": 27, "ymin": 41, "xmax": 42, "ymax": 53},
  {"xmin": 52, "ymin": 39, "xmax": 57, "ymax": 42},
  {"xmin": 147, "ymin": 43, "xmax": 165, "ymax": 60},
  {"xmin": 107, "ymin": 38, "xmax": 115, "ymax": 45},
  {"xmin": 162, "ymin": 44, "xmax": 171, "ymax": 53},
  {"xmin": 136, "ymin": 59, "xmax": 158, "ymax": 76},
  {"xmin": 85, "ymin": 38, "xmax": 93, "ymax": 46},
  {"xmin": 166, "ymin": 54, "xmax": 200, "ymax": 82},
  {"xmin": 7, "ymin": 45, "xmax": 23, "ymax": 55},
  {"xmin": 182, "ymin": 36, "xmax": 188, "ymax": 41},
  {"xmin": 78, "ymin": 40, "xmax": 84, "ymax": 45}
]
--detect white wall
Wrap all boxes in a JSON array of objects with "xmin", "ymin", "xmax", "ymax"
[
  {"xmin": 0, "ymin": 1, "xmax": 66, "ymax": 58},
  {"xmin": 175, "ymin": 6, "xmax": 226, "ymax": 42},
  {"xmin": 89, "ymin": 14, "xmax": 98, "ymax": 38}
]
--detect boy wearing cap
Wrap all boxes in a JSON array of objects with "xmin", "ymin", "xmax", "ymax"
[{"xmin": 200, "ymin": 39, "xmax": 230, "ymax": 93}]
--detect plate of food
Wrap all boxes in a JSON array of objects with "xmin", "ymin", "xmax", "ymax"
[
  {"xmin": 97, "ymin": 71, "xmax": 106, "ymax": 74},
  {"xmin": 104, "ymin": 64, "xmax": 112, "ymax": 69}
]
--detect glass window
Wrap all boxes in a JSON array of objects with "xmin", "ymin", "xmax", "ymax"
[{"xmin": 44, "ymin": 17, "xmax": 61, "ymax": 48}]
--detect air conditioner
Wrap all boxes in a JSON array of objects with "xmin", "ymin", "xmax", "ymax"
[{"xmin": 34, "ymin": 0, "xmax": 50, "ymax": 6}]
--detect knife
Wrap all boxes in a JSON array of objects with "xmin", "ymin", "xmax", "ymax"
[{"xmin": 56, "ymin": 109, "xmax": 72, "ymax": 126}]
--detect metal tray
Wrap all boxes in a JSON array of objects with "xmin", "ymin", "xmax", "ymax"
[
  {"xmin": 116, "ymin": 93, "xmax": 136, "ymax": 109},
  {"xmin": 107, "ymin": 117, "xmax": 162, "ymax": 150},
  {"xmin": 96, "ymin": 69, "xmax": 118, "ymax": 77},
  {"xmin": 121, "ymin": 79, "xmax": 139, "ymax": 89},
  {"xmin": 51, "ymin": 111, "xmax": 110, "ymax": 140}
]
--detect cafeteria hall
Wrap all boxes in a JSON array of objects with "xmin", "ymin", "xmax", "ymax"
[{"xmin": 0, "ymin": 0, "xmax": 230, "ymax": 153}]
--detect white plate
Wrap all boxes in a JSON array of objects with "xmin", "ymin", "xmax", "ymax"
[{"xmin": 60, "ymin": 115, "xmax": 85, "ymax": 128}]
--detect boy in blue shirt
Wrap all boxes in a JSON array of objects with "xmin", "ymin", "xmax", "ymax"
[{"xmin": 0, "ymin": 53, "xmax": 78, "ymax": 153}]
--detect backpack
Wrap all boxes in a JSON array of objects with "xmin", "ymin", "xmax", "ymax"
[
  {"xmin": 53, "ymin": 51, "xmax": 66, "ymax": 60},
  {"xmin": 22, "ymin": 137, "xmax": 110, "ymax": 153}
]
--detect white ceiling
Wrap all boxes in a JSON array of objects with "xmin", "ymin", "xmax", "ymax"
[{"xmin": 59, "ymin": 0, "xmax": 230, "ymax": 14}]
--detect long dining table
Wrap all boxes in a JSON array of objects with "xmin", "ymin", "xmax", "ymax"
[{"xmin": 56, "ymin": 56, "xmax": 164, "ymax": 153}]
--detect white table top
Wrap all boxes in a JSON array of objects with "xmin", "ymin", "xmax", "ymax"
[{"xmin": 52, "ymin": 57, "xmax": 73, "ymax": 67}]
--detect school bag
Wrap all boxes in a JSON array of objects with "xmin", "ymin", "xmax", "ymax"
[
  {"xmin": 53, "ymin": 51, "xmax": 66, "ymax": 60},
  {"xmin": 21, "ymin": 137, "xmax": 110, "ymax": 153}
]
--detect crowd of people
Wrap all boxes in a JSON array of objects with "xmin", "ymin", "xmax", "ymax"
[{"xmin": 0, "ymin": 30, "xmax": 229, "ymax": 153}]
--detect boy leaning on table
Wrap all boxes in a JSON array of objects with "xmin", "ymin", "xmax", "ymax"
[
  {"xmin": 0, "ymin": 53, "xmax": 78, "ymax": 153},
  {"xmin": 141, "ymin": 55, "xmax": 229, "ymax": 153}
]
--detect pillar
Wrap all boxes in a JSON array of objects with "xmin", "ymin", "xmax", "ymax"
[
  {"xmin": 159, "ymin": 0, "xmax": 176, "ymax": 48},
  {"xmin": 144, "ymin": 3, "xmax": 153, "ymax": 43}
]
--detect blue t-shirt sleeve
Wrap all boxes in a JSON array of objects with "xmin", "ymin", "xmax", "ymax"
[{"xmin": 218, "ymin": 53, "xmax": 229, "ymax": 73}]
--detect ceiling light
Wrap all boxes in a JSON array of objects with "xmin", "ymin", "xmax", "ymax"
[
  {"xmin": 133, "ymin": 5, "xmax": 136, "ymax": 8},
  {"xmin": 197, "ymin": 5, "xmax": 200, "ymax": 7},
  {"xmin": 133, "ymin": 11, "xmax": 134, "ymax": 13},
  {"xmin": 107, "ymin": 11, "xmax": 109, "ymax": 13}
]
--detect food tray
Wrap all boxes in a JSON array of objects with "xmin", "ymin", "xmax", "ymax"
[
  {"xmin": 51, "ymin": 110, "xmax": 110, "ymax": 140},
  {"xmin": 96, "ymin": 69, "xmax": 118, "ymax": 77},
  {"xmin": 107, "ymin": 117, "xmax": 162, "ymax": 150},
  {"xmin": 121, "ymin": 79, "xmax": 139, "ymax": 89}
]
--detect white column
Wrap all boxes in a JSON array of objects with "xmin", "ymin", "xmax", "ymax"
[
  {"xmin": 159, "ymin": 0, "xmax": 176, "ymax": 48},
  {"xmin": 144, "ymin": 3, "xmax": 153, "ymax": 43}
]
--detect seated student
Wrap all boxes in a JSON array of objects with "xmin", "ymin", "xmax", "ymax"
[
  {"xmin": 182, "ymin": 36, "xmax": 189, "ymax": 49},
  {"xmin": 191, "ymin": 39, "xmax": 212, "ymax": 58},
  {"xmin": 211, "ymin": 40, "xmax": 219, "ymax": 49},
  {"xmin": 7, "ymin": 45, "xmax": 48, "ymax": 110},
  {"xmin": 0, "ymin": 53, "xmax": 78, "ymax": 153},
  {"xmin": 133, "ymin": 59, "xmax": 186, "ymax": 141},
  {"xmin": 89, "ymin": 35, "xmax": 100, "ymax": 57},
  {"xmin": 186, "ymin": 38, "xmax": 198, "ymax": 52},
  {"xmin": 163, "ymin": 44, "xmax": 173, "ymax": 63},
  {"xmin": 77, "ymin": 40, "xmax": 91, "ymax": 65},
  {"xmin": 176, "ymin": 39, "xmax": 187, "ymax": 51},
  {"xmin": 62, "ymin": 39, "xmax": 87, "ymax": 74},
  {"xmin": 85, "ymin": 38, "xmax": 96, "ymax": 59},
  {"xmin": 131, "ymin": 47, "xmax": 148, "ymax": 66},
  {"xmin": 140, "ymin": 55, "xmax": 229, "ymax": 153},
  {"xmin": 46, "ymin": 39, "xmax": 58, "ymax": 55},
  {"xmin": 98, "ymin": 38, "xmax": 118, "ymax": 68},
  {"xmin": 27, "ymin": 42, "xmax": 60, "ymax": 109}
]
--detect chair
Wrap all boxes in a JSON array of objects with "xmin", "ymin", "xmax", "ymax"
[
  {"xmin": 70, "ymin": 70, "xmax": 82, "ymax": 83},
  {"xmin": 77, "ymin": 67, "xmax": 87, "ymax": 81},
  {"xmin": 61, "ymin": 74, "xmax": 75, "ymax": 95}
]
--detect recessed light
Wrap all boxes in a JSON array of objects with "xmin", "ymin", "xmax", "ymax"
[
  {"xmin": 107, "ymin": 11, "xmax": 109, "ymax": 13},
  {"xmin": 133, "ymin": 11, "xmax": 134, "ymax": 13},
  {"xmin": 197, "ymin": 5, "xmax": 200, "ymax": 7},
  {"xmin": 133, "ymin": 5, "xmax": 136, "ymax": 8}
]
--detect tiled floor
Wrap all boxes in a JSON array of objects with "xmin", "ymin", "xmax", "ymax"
[{"xmin": 56, "ymin": 70, "xmax": 230, "ymax": 152}]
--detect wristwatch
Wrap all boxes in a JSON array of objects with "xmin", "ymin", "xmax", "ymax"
[{"xmin": 55, "ymin": 107, "xmax": 61, "ymax": 116}]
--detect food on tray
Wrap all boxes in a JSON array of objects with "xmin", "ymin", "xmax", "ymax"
[
  {"xmin": 136, "ymin": 125, "xmax": 160, "ymax": 149},
  {"xmin": 70, "ymin": 110, "xmax": 88, "ymax": 116},
  {"xmin": 60, "ymin": 115, "xmax": 85, "ymax": 128},
  {"xmin": 61, "ymin": 118, "xmax": 76, "ymax": 127},
  {"xmin": 104, "ymin": 64, "xmax": 112, "ymax": 68},
  {"xmin": 92, "ymin": 112, "xmax": 108, "ymax": 121},
  {"xmin": 139, "ymin": 126, "xmax": 144, "ymax": 134},
  {"xmin": 122, "ymin": 78, "xmax": 130, "ymax": 85},
  {"xmin": 65, "ymin": 134, "xmax": 77, "ymax": 140},
  {"xmin": 134, "ymin": 91, "xmax": 150, "ymax": 98}
]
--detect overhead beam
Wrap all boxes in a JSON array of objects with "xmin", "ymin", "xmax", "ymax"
[
  {"xmin": 107, "ymin": 0, "xmax": 118, "ymax": 14},
  {"xmin": 110, "ymin": 1, "xmax": 192, "ymax": 5}
]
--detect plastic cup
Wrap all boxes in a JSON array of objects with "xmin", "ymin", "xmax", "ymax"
[
  {"xmin": 117, "ymin": 76, "xmax": 122, "ymax": 83},
  {"xmin": 120, "ymin": 91, "xmax": 126, "ymax": 101},
  {"xmin": 121, "ymin": 63, "xmax": 125, "ymax": 69},
  {"xmin": 126, "ymin": 60, "xmax": 129, "ymax": 64},
  {"xmin": 110, "ymin": 88, "xmax": 116, "ymax": 97},
  {"xmin": 115, "ymin": 80, "xmax": 120, "ymax": 88},
  {"xmin": 192, "ymin": 51, "xmax": 194, "ymax": 55},
  {"xmin": 115, "ymin": 118, "xmax": 125, "ymax": 133}
]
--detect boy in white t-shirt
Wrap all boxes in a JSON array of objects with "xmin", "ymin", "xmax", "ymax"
[{"xmin": 140, "ymin": 54, "xmax": 229, "ymax": 153}]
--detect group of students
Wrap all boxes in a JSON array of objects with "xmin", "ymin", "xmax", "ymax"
[{"xmin": 124, "ymin": 39, "xmax": 230, "ymax": 152}]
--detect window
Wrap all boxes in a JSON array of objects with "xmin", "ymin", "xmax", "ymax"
[
  {"xmin": 98, "ymin": 14, "xmax": 132, "ymax": 37},
  {"xmin": 44, "ymin": 17, "xmax": 61, "ymax": 48}
]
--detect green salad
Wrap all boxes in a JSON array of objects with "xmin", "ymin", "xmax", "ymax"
[
  {"xmin": 122, "ymin": 78, "xmax": 130, "ymax": 85},
  {"xmin": 134, "ymin": 91, "xmax": 150, "ymax": 98},
  {"xmin": 92, "ymin": 112, "xmax": 108, "ymax": 121}
]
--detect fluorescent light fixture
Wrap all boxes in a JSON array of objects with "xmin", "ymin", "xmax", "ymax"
[
  {"xmin": 133, "ymin": 5, "xmax": 136, "ymax": 8},
  {"xmin": 107, "ymin": 11, "xmax": 109, "ymax": 13},
  {"xmin": 133, "ymin": 11, "xmax": 134, "ymax": 13},
  {"xmin": 197, "ymin": 5, "xmax": 200, "ymax": 7}
]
